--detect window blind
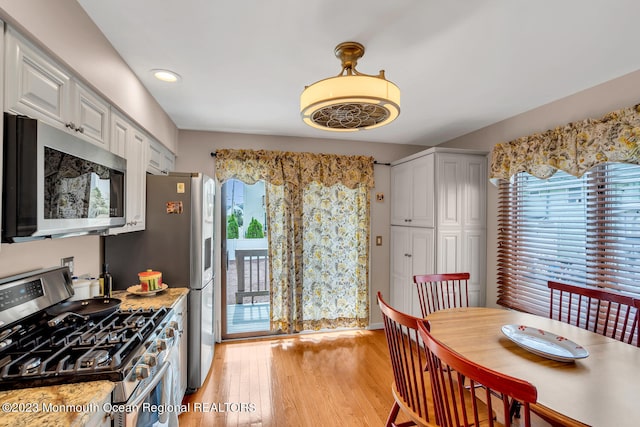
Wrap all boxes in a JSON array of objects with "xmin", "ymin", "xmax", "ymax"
[{"xmin": 497, "ymin": 163, "xmax": 640, "ymax": 316}]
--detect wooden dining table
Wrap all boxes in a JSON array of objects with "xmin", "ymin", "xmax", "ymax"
[{"xmin": 426, "ymin": 307, "xmax": 640, "ymax": 427}]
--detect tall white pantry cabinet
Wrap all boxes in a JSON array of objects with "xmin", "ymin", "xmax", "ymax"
[{"xmin": 390, "ymin": 147, "xmax": 488, "ymax": 317}]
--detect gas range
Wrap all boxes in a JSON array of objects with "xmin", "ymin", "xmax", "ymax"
[
  {"xmin": 0, "ymin": 266, "xmax": 179, "ymax": 408},
  {"xmin": 0, "ymin": 306, "xmax": 169, "ymax": 391}
]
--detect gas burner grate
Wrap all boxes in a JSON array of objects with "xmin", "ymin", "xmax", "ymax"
[{"xmin": 0, "ymin": 306, "xmax": 169, "ymax": 390}]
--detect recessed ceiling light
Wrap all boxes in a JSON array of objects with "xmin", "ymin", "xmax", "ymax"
[{"xmin": 152, "ymin": 69, "xmax": 181, "ymax": 83}]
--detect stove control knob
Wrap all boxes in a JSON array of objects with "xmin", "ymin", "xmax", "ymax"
[
  {"xmin": 156, "ymin": 339, "xmax": 168, "ymax": 351},
  {"xmin": 165, "ymin": 326, "xmax": 176, "ymax": 338},
  {"xmin": 169, "ymin": 321, "xmax": 179, "ymax": 330},
  {"xmin": 135, "ymin": 364, "xmax": 150, "ymax": 380},
  {"xmin": 142, "ymin": 354, "xmax": 157, "ymax": 367}
]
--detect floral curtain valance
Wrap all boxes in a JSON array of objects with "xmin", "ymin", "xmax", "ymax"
[
  {"xmin": 490, "ymin": 103, "xmax": 640, "ymax": 183},
  {"xmin": 215, "ymin": 149, "xmax": 375, "ymax": 189}
]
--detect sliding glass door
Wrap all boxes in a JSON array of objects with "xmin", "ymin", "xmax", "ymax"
[{"xmin": 221, "ymin": 179, "xmax": 272, "ymax": 339}]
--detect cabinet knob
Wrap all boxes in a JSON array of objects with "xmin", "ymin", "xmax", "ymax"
[
  {"xmin": 404, "ymin": 219, "xmax": 412, "ymax": 222},
  {"xmin": 76, "ymin": 126, "xmax": 85, "ymax": 133},
  {"xmin": 405, "ymin": 253, "xmax": 412, "ymax": 257},
  {"xmin": 65, "ymin": 122, "xmax": 75, "ymax": 129}
]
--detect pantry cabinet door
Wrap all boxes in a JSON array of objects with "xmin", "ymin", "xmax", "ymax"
[
  {"xmin": 408, "ymin": 227, "xmax": 435, "ymax": 317},
  {"xmin": 390, "ymin": 226, "xmax": 435, "ymax": 318},
  {"xmin": 390, "ymin": 154, "xmax": 434, "ymax": 227},
  {"xmin": 390, "ymin": 226, "xmax": 410, "ymax": 312}
]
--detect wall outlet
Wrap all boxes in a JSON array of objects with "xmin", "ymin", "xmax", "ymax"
[
  {"xmin": 376, "ymin": 193, "xmax": 384, "ymax": 202},
  {"xmin": 376, "ymin": 236, "xmax": 383, "ymax": 246},
  {"xmin": 61, "ymin": 256, "xmax": 74, "ymax": 275}
]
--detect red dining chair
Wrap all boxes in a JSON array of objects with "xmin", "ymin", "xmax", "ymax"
[
  {"xmin": 417, "ymin": 320, "xmax": 538, "ymax": 427},
  {"xmin": 377, "ymin": 292, "xmax": 436, "ymax": 427},
  {"xmin": 548, "ymin": 281, "xmax": 640, "ymax": 346},
  {"xmin": 413, "ymin": 273, "xmax": 470, "ymax": 317}
]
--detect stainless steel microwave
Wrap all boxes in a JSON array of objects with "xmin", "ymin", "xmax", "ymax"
[{"xmin": 2, "ymin": 113, "xmax": 126, "ymax": 242}]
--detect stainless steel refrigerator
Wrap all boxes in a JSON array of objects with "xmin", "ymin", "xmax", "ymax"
[{"xmin": 105, "ymin": 172, "xmax": 215, "ymax": 392}]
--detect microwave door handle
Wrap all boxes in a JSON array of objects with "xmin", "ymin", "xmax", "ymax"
[{"xmin": 125, "ymin": 360, "xmax": 171, "ymax": 408}]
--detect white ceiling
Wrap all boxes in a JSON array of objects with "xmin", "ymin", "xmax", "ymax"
[{"xmin": 77, "ymin": 0, "xmax": 640, "ymax": 146}]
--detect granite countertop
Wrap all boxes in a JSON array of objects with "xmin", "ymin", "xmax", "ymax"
[
  {"xmin": 0, "ymin": 381, "xmax": 114, "ymax": 427},
  {"xmin": 113, "ymin": 286, "xmax": 189, "ymax": 310},
  {"xmin": 0, "ymin": 287, "xmax": 189, "ymax": 426}
]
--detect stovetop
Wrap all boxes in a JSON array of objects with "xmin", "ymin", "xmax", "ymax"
[{"xmin": 0, "ymin": 307, "xmax": 169, "ymax": 390}]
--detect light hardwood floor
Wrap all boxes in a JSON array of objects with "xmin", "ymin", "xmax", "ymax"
[{"xmin": 179, "ymin": 329, "xmax": 412, "ymax": 426}]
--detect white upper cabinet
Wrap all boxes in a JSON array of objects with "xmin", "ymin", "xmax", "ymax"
[
  {"xmin": 108, "ymin": 109, "xmax": 146, "ymax": 234},
  {"xmin": 147, "ymin": 137, "xmax": 175, "ymax": 175},
  {"xmin": 4, "ymin": 28, "xmax": 110, "ymax": 148},
  {"xmin": 71, "ymin": 81, "xmax": 110, "ymax": 149},
  {"xmin": 4, "ymin": 27, "xmax": 70, "ymax": 124},
  {"xmin": 390, "ymin": 153, "xmax": 434, "ymax": 227}
]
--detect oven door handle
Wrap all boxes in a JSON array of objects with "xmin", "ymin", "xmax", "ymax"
[{"xmin": 127, "ymin": 360, "xmax": 171, "ymax": 408}]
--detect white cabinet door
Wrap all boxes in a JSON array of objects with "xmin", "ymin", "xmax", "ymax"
[
  {"xmin": 110, "ymin": 110, "xmax": 128, "ymax": 158},
  {"xmin": 108, "ymin": 111, "xmax": 146, "ymax": 234},
  {"xmin": 169, "ymin": 295, "xmax": 188, "ymax": 407},
  {"xmin": 4, "ymin": 28, "xmax": 70, "ymax": 125},
  {"xmin": 462, "ymin": 229, "xmax": 486, "ymax": 306},
  {"xmin": 409, "ymin": 227, "xmax": 435, "ymax": 316},
  {"xmin": 391, "ymin": 154, "xmax": 434, "ymax": 227},
  {"xmin": 463, "ymin": 156, "xmax": 487, "ymax": 228},
  {"xmin": 162, "ymin": 149, "xmax": 176, "ymax": 174},
  {"xmin": 390, "ymin": 226, "xmax": 435, "ymax": 317},
  {"xmin": 390, "ymin": 226, "xmax": 410, "ymax": 313},
  {"xmin": 72, "ymin": 82, "xmax": 110, "ymax": 148},
  {"xmin": 437, "ymin": 154, "xmax": 463, "ymax": 229},
  {"xmin": 126, "ymin": 129, "xmax": 147, "ymax": 231},
  {"xmin": 410, "ymin": 155, "xmax": 434, "ymax": 228},
  {"xmin": 437, "ymin": 153, "xmax": 487, "ymax": 229},
  {"xmin": 391, "ymin": 162, "xmax": 411, "ymax": 225},
  {"xmin": 147, "ymin": 137, "xmax": 163, "ymax": 174},
  {"xmin": 147, "ymin": 137, "xmax": 175, "ymax": 175},
  {"xmin": 436, "ymin": 230, "xmax": 462, "ymax": 274}
]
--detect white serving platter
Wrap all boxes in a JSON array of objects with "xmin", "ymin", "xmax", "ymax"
[
  {"xmin": 501, "ymin": 324, "xmax": 589, "ymax": 362},
  {"xmin": 126, "ymin": 283, "xmax": 168, "ymax": 296}
]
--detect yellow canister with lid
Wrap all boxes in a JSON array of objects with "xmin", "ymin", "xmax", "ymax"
[{"xmin": 138, "ymin": 269, "xmax": 162, "ymax": 291}]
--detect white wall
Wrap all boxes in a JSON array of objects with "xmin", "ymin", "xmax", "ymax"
[
  {"xmin": 0, "ymin": 235, "xmax": 101, "ymax": 279},
  {"xmin": 438, "ymin": 68, "xmax": 640, "ymax": 307},
  {"xmin": 175, "ymin": 130, "xmax": 426, "ymax": 326}
]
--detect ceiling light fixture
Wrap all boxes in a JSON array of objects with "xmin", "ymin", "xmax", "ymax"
[
  {"xmin": 300, "ymin": 41, "xmax": 400, "ymax": 132},
  {"xmin": 152, "ymin": 69, "xmax": 181, "ymax": 83}
]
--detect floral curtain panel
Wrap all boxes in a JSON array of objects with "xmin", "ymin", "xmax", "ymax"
[
  {"xmin": 490, "ymin": 103, "xmax": 640, "ymax": 182},
  {"xmin": 215, "ymin": 149, "xmax": 374, "ymax": 333}
]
